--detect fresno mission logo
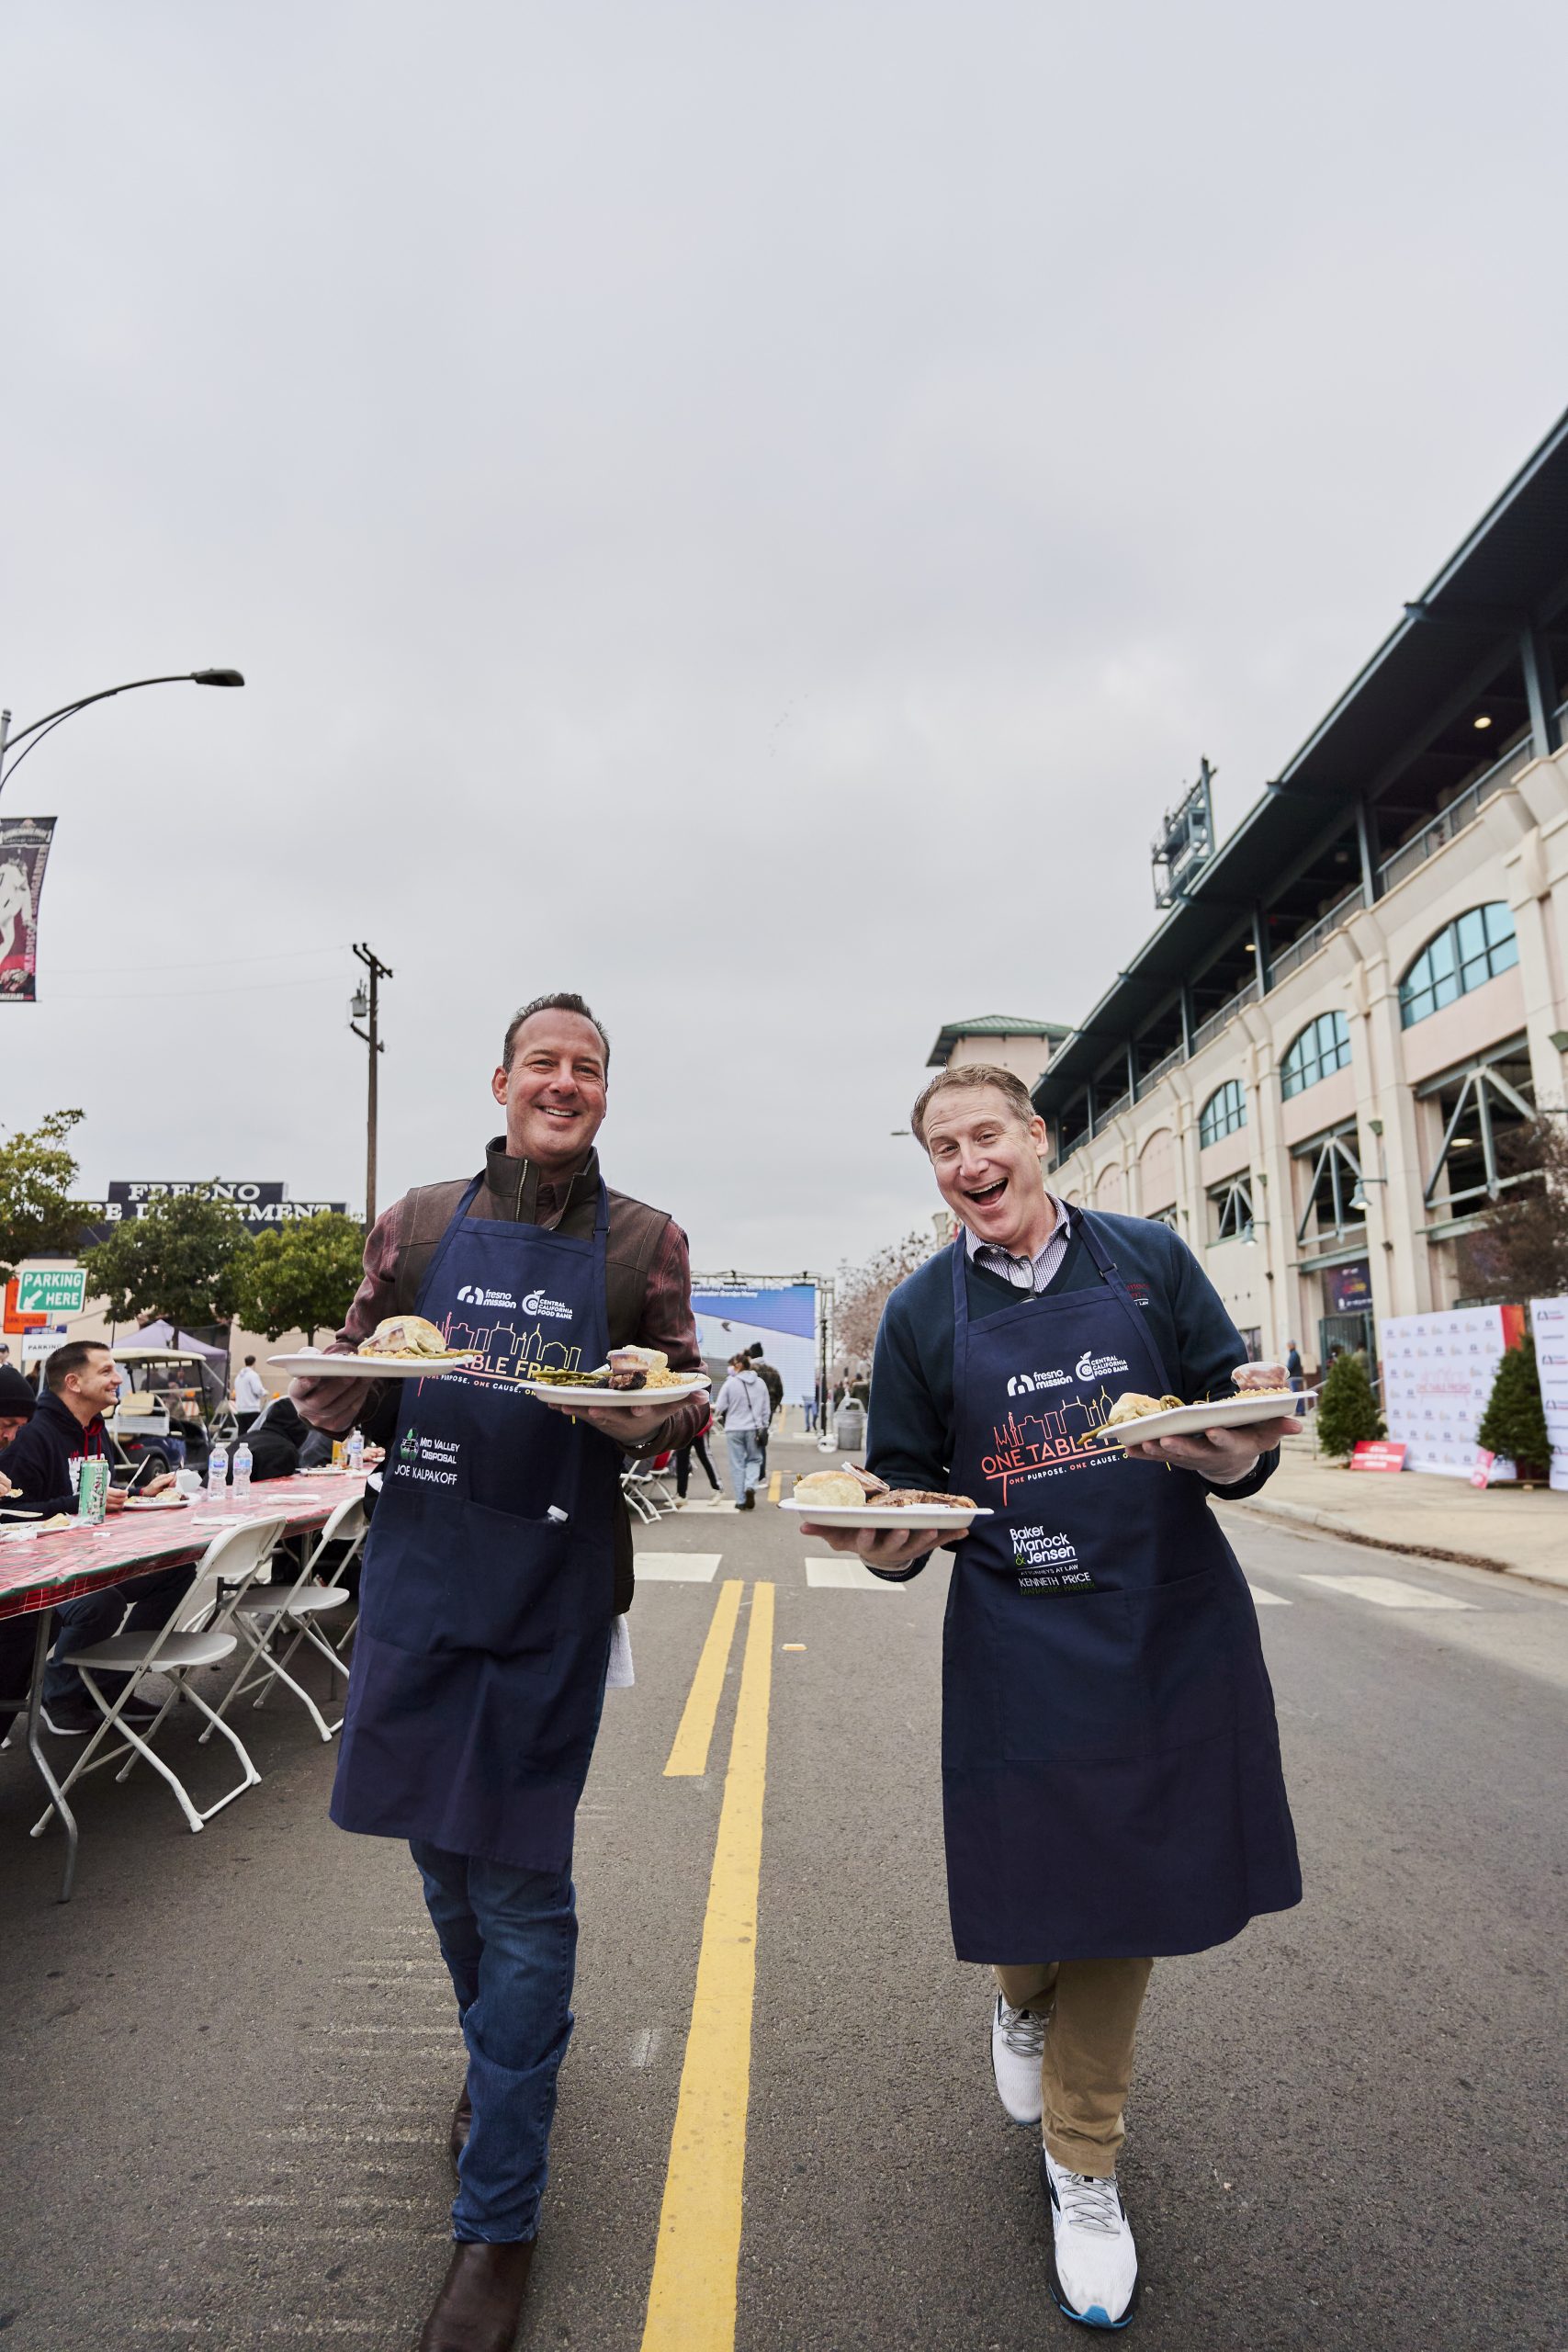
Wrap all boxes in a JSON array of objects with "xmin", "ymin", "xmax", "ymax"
[{"xmin": 454, "ymin": 1284, "xmax": 573, "ymax": 1322}]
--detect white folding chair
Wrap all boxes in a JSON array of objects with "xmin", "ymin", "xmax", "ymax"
[
  {"xmin": 198, "ymin": 1493, "xmax": 367, "ymax": 1743},
  {"xmin": 29, "ymin": 1515, "xmax": 288, "ymax": 1844},
  {"xmin": 620, "ymin": 1464, "xmax": 662, "ymax": 1523}
]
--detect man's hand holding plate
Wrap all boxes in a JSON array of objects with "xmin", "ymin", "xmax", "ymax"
[
  {"xmin": 541, "ymin": 1398, "xmax": 672, "ymax": 1447},
  {"xmin": 1122, "ymin": 1365, "xmax": 1298, "ymax": 1481},
  {"xmin": 798, "ymin": 1520, "xmax": 967, "ymax": 1570}
]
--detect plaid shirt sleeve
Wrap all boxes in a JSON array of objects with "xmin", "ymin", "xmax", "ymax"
[{"xmin": 632, "ymin": 1217, "xmax": 710, "ymax": 1453}]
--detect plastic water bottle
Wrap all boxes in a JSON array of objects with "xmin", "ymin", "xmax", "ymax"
[
  {"xmin": 345, "ymin": 1426, "xmax": 365, "ymax": 1475},
  {"xmin": 207, "ymin": 1442, "xmax": 230, "ymax": 1501},
  {"xmin": 232, "ymin": 1442, "xmax": 253, "ymax": 1500}
]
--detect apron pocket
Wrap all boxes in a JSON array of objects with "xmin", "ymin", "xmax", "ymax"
[
  {"xmin": 1131, "ymin": 1566, "xmax": 1236, "ymax": 1747},
  {"xmin": 361, "ymin": 1490, "xmax": 568, "ymax": 1665},
  {"xmin": 995, "ymin": 1588, "xmax": 1145, "ymax": 1764}
]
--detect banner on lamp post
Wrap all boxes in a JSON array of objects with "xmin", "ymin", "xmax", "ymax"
[{"xmin": 0, "ymin": 817, "xmax": 57, "ymax": 1001}]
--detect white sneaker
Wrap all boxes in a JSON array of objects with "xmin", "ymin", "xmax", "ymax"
[
  {"xmin": 1041, "ymin": 2148, "xmax": 1139, "ymax": 2330},
  {"xmin": 990, "ymin": 1994, "xmax": 1045, "ymax": 2125}
]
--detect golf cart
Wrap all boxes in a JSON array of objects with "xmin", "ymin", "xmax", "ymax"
[{"xmin": 108, "ymin": 1344, "xmax": 238, "ymax": 1482}]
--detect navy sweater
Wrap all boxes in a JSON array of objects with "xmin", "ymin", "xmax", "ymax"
[
  {"xmin": 0, "ymin": 1391, "xmax": 109, "ymax": 1518},
  {"xmin": 865, "ymin": 1212, "xmax": 1277, "ymax": 1560}
]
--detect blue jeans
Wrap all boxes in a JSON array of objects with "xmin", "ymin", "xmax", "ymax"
[
  {"xmin": 411, "ymin": 1840, "xmax": 578, "ymax": 2244},
  {"xmin": 725, "ymin": 1428, "xmax": 763, "ymax": 1499},
  {"xmin": 43, "ymin": 1562, "xmax": 197, "ymax": 1710}
]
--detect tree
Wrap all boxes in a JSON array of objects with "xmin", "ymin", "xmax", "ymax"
[
  {"xmin": 83, "ymin": 1186, "xmax": 254, "ymax": 1335},
  {"xmin": 0, "ymin": 1108, "xmax": 91, "ymax": 1283},
  {"xmin": 835, "ymin": 1225, "xmax": 942, "ymax": 1371},
  {"xmin": 1314, "ymin": 1348, "xmax": 1384, "ymax": 1460},
  {"xmin": 1477, "ymin": 1336, "xmax": 1551, "ymax": 1476},
  {"xmin": 1453, "ymin": 1115, "xmax": 1568, "ymax": 1302},
  {"xmin": 229, "ymin": 1212, "xmax": 367, "ymax": 1341}
]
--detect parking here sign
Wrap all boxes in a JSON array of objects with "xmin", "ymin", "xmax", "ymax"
[{"xmin": 16, "ymin": 1267, "xmax": 87, "ymax": 1317}]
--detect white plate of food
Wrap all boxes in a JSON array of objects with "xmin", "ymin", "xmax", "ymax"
[
  {"xmin": 519, "ymin": 1348, "xmax": 709, "ymax": 1408},
  {"xmin": 782, "ymin": 1466, "xmax": 992, "ymax": 1530},
  {"xmin": 1093, "ymin": 1388, "xmax": 1313, "ymax": 1449},
  {"xmin": 272, "ymin": 1351, "xmax": 481, "ymax": 1380},
  {"xmin": 122, "ymin": 1494, "xmax": 194, "ymax": 1511},
  {"xmin": 272, "ymin": 1317, "xmax": 480, "ymax": 1380}
]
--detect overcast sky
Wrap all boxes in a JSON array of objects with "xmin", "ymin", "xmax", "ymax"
[{"xmin": 3, "ymin": 0, "xmax": 1565, "ymax": 1278}]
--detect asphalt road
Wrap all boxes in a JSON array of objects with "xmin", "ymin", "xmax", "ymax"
[{"xmin": 1, "ymin": 1442, "xmax": 1564, "ymax": 2352}]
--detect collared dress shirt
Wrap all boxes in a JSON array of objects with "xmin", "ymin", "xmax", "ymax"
[{"xmin": 964, "ymin": 1194, "xmax": 1075, "ymax": 1294}]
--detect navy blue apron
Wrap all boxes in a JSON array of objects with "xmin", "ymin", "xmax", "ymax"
[
  {"xmin": 942, "ymin": 1215, "xmax": 1301, "ymax": 1962},
  {"xmin": 332, "ymin": 1179, "xmax": 617, "ymax": 1873}
]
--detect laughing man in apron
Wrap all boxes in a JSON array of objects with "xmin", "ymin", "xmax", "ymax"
[
  {"xmin": 804, "ymin": 1062, "xmax": 1301, "ymax": 2332},
  {"xmin": 293, "ymin": 993, "xmax": 708, "ymax": 2352}
]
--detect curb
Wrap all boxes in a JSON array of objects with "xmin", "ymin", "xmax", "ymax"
[{"xmin": 1217, "ymin": 1492, "xmax": 1568, "ymax": 1590}]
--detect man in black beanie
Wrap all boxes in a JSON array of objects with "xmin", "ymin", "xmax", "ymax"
[
  {"xmin": 0, "ymin": 1362, "xmax": 38, "ymax": 1450},
  {"xmin": 0, "ymin": 1363, "xmax": 41, "ymax": 1738}
]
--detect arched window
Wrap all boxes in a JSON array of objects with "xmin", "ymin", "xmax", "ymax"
[
  {"xmin": 1199, "ymin": 1080, "xmax": 1247, "ymax": 1148},
  {"xmin": 1399, "ymin": 904, "xmax": 1517, "ymax": 1028},
  {"xmin": 1280, "ymin": 1010, "xmax": 1351, "ymax": 1098}
]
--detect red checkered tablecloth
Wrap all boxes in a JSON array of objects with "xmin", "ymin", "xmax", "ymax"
[{"xmin": 0, "ymin": 1473, "xmax": 368, "ymax": 1620}]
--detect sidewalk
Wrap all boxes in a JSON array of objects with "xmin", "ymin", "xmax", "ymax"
[{"xmin": 1219, "ymin": 1432, "xmax": 1568, "ymax": 1590}]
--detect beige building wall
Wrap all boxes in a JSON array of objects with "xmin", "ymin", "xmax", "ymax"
[
  {"xmin": 946, "ymin": 1032, "xmax": 1060, "ymax": 1091},
  {"xmin": 1047, "ymin": 741, "xmax": 1568, "ymax": 1374}
]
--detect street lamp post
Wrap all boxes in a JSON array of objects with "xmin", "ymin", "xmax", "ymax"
[
  {"xmin": 0, "ymin": 667, "xmax": 244, "ymax": 803},
  {"xmin": 349, "ymin": 943, "xmax": 394, "ymax": 1227}
]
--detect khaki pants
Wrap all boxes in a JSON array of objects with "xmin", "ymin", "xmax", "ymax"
[{"xmin": 994, "ymin": 1958, "xmax": 1154, "ymax": 2178}]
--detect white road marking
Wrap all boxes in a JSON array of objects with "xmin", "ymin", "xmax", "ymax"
[
  {"xmin": 634, "ymin": 1552, "xmax": 725, "ymax": 1582},
  {"xmin": 805, "ymin": 1556, "xmax": 906, "ymax": 1590},
  {"xmin": 1302, "ymin": 1573, "xmax": 1475, "ymax": 1611},
  {"xmin": 1247, "ymin": 1584, "xmax": 1292, "ymax": 1606}
]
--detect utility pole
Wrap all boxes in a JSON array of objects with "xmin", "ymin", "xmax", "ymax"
[{"xmin": 349, "ymin": 943, "xmax": 393, "ymax": 1227}]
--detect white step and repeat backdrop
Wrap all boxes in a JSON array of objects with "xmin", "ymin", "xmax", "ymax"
[
  {"xmin": 1380, "ymin": 1304, "xmax": 1526, "ymax": 1478},
  {"xmin": 1529, "ymin": 1295, "xmax": 1568, "ymax": 1492}
]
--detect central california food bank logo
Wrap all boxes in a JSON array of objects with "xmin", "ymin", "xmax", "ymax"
[
  {"xmin": 522, "ymin": 1289, "xmax": 572, "ymax": 1321},
  {"xmin": 1076, "ymin": 1350, "xmax": 1130, "ymax": 1380}
]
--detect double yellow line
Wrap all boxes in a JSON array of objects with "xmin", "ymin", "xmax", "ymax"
[{"xmin": 640, "ymin": 1578, "xmax": 776, "ymax": 2352}]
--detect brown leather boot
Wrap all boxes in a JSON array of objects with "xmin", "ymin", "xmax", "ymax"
[
  {"xmin": 418, "ymin": 2241, "xmax": 535, "ymax": 2352},
  {"xmin": 448, "ymin": 2081, "xmax": 472, "ymax": 2169}
]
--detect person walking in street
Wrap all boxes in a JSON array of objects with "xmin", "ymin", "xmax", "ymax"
[
  {"xmin": 673, "ymin": 1409, "xmax": 721, "ymax": 1504},
  {"xmin": 801, "ymin": 1065, "xmax": 1300, "ymax": 2334},
  {"xmin": 292, "ymin": 992, "xmax": 706, "ymax": 2352},
  {"xmin": 746, "ymin": 1343, "xmax": 784, "ymax": 1477},
  {"xmin": 1285, "ymin": 1339, "xmax": 1304, "ymax": 1391},
  {"xmin": 713, "ymin": 1351, "xmax": 770, "ymax": 1509},
  {"xmin": 233, "ymin": 1354, "xmax": 267, "ymax": 1430}
]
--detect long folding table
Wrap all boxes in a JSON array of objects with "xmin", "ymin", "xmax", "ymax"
[{"xmin": 0, "ymin": 1472, "xmax": 367, "ymax": 1899}]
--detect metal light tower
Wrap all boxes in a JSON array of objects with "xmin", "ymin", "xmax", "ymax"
[{"xmin": 349, "ymin": 942, "xmax": 393, "ymax": 1227}]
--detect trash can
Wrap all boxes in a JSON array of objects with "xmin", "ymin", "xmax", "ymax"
[{"xmin": 833, "ymin": 1401, "xmax": 866, "ymax": 1452}]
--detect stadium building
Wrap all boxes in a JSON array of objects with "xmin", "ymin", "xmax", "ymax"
[{"xmin": 1020, "ymin": 409, "xmax": 1568, "ymax": 1375}]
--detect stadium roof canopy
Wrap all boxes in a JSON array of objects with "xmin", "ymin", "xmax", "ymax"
[{"xmin": 1033, "ymin": 403, "xmax": 1568, "ymax": 1121}]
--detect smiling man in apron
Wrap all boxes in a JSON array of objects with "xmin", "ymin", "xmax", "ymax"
[
  {"xmin": 804, "ymin": 1063, "xmax": 1301, "ymax": 2333},
  {"xmin": 293, "ymin": 992, "xmax": 707, "ymax": 2352}
]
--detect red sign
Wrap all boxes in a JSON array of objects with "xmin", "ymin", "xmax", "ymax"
[
  {"xmin": 2, "ymin": 1279, "xmax": 47, "ymax": 1335},
  {"xmin": 1350, "ymin": 1440, "xmax": 1407, "ymax": 1474},
  {"xmin": 1470, "ymin": 1449, "xmax": 1495, "ymax": 1489}
]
